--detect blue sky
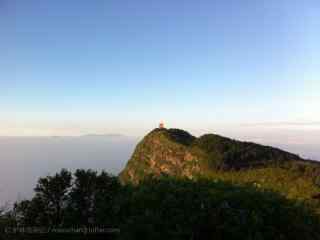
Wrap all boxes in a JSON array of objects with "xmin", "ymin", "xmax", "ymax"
[{"xmin": 0, "ymin": 0, "xmax": 319, "ymax": 136}]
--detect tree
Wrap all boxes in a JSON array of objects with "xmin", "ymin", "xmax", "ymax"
[
  {"xmin": 66, "ymin": 170, "xmax": 121, "ymax": 226},
  {"xmin": 14, "ymin": 196, "xmax": 49, "ymax": 226},
  {"xmin": 94, "ymin": 171, "xmax": 121, "ymax": 225},
  {"xmin": 67, "ymin": 169, "xmax": 98, "ymax": 225},
  {"xmin": 34, "ymin": 169, "xmax": 72, "ymax": 226}
]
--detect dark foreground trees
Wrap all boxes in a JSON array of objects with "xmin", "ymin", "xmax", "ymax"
[
  {"xmin": 120, "ymin": 177, "xmax": 320, "ymax": 240},
  {"xmin": 12, "ymin": 169, "xmax": 121, "ymax": 227},
  {"xmin": 34, "ymin": 169, "xmax": 72, "ymax": 225},
  {"xmin": 2, "ymin": 170, "xmax": 320, "ymax": 239}
]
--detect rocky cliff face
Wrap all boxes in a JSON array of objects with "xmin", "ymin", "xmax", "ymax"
[
  {"xmin": 119, "ymin": 128, "xmax": 302, "ymax": 184},
  {"xmin": 119, "ymin": 128, "xmax": 201, "ymax": 184}
]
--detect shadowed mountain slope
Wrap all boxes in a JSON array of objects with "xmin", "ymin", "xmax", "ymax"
[
  {"xmin": 120, "ymin": 128, "xmax": 305, "ymax": 182},
  {"xmin": 119, "ymin": 128, "xmax": 320, "ymax": 202}
]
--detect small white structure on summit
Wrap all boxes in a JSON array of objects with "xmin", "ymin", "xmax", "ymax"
[{"xmin": 159, "ymin": 121, "xmax": 165, "ymax": 129}]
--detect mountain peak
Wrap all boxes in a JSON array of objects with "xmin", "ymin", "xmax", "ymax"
[{"xmin": 119, "ymin": 128, "xmax": 302, "ymax": 184}]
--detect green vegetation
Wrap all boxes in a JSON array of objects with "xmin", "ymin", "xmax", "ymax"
[
  {"xmin": 119, "ymin": 128, "xmax": 320, "ymax": 204},
  {"xmin": 2, "ymin": 171, "xmax": 320, "ymax": 239},
  {"xmin": 119, "ymin": 176, "xmax": 320, "ymax": 240},
  {"xmin": 192, "ymin": 133, "xmax": 301, "ymax": 169},
  {"xmin": 2, "ymin": 128, "xmax": 320, "ymax": 239}
]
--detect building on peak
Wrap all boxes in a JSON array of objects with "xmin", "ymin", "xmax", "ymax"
[{"xmin": 159, "ymin": 121, "xmax": 165, "ymax": 129}]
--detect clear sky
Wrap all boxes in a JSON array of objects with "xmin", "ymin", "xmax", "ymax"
[{"xmin": 0, "ymin": 0, "xmax": 319, "ymax": 136}]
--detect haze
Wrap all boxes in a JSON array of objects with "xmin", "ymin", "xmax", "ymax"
[
  {"xmin": 1, "ymin": 127, "xmax": 320, "ymax": 204},
  {"xmin": 0, "ymin": 135, "xmax": 137, "ymax": 205}
]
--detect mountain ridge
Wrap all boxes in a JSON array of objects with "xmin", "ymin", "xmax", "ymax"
[
  {"xmin": 119, "ymin": 127, "xmax": 320, "ymax": 202},
  {"xmin": 119, "ymin": 128, "xmax": 312, "ymax": 183}
]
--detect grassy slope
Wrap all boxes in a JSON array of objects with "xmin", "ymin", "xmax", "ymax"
[{"xmin": 120, "ymin": 128, "xmax": 320, "ymax": 207}]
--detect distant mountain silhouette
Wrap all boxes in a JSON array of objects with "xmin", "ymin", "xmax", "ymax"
[{"xmin": 82, "ymin": 133, "xmax": 127, "ymax": 138}]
